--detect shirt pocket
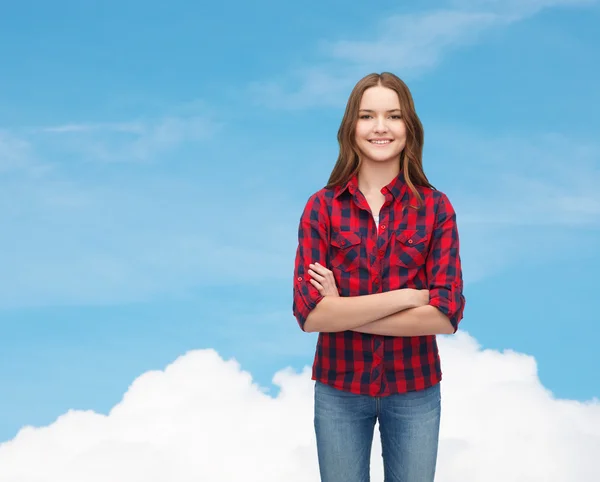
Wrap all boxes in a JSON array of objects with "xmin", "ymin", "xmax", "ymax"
[
  {"xmin": 330, "ymin": 231, "xmax": 362, "ymax": 273},
  {"xmin": 392, "ymin": 229, "xmax": 429, "ymax": 269}
]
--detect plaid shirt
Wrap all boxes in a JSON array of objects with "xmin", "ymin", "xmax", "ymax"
[{"xmin": 292, "ymin": 172, "xmax": 465, "ymax": 396}]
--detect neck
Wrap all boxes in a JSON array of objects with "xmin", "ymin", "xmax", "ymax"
[{"xmin": 357, "ymin": 160, "xmax": 400, "ymax": 194}]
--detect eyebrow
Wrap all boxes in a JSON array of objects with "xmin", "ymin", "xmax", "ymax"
[{"xmin": 359, "ymin": 109, "xmax": 402, "ymax": 113}]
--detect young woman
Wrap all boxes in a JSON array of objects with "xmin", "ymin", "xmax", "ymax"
[{"xmin": 292, "ymin": 72, "xmax": 466, "ymax": 482}]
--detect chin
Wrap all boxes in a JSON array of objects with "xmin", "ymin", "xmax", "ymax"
[
  {"xmin": 364, "ymin": 151, "xmax": 403, "ymax": 164},
  {"xmin": 362, "ymin": 157, "xmax": 400, "ymax": 166}
]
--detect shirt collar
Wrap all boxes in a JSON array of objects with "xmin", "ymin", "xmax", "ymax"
[{"xmin": 334, "ymin": 171, "xmax": 408, "ymax": 201}]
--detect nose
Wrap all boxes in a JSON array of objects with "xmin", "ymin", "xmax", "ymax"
[{"xmin": 374, "ymin": 116, "xmax": 388, "ymax": 133}]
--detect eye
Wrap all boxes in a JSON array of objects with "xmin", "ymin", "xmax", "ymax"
[
  {"xmin": 390, "ymin": 115, "xmax": 402, "ymax": 119},
  {"xmin": 359, "ymin": 115, "xmax": 372, "ymax": 119}
]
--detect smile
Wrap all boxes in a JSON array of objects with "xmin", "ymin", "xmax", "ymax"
[{"xmin": 369, "ymin": 140, "xmax": 392, "ymax": 145}]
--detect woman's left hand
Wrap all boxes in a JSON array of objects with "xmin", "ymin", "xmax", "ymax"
[{"xmin": 308, "ymin": 262, "xmax": 340, "ymax": 297}]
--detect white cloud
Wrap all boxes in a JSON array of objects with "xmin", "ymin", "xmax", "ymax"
[
  {"xmin": 326, "ymin": 11, "xmax": 502, "ymax": 72},
  {"xmin": 448, "ymin": 0, "xmax": 596, "ymax": 18},
  {"xmin": 0, "ymin": 130, "xmax": 31, "ymax": 172},
  {"xmin": 0, "ymin": 130, "xmax": 51, "ymax": 176},
  {"xmin": 38, "ymin": 122, "xmax": 143, "ymax": 134},
  {"xmin": 248, "ymin": 68, "xmax": 351, "ymax": 110},
  {"xmin": 250, "ymin": 0, "xmax": 596, "ymax": 109},
  {"xmin": 32, "ymin": 115, "xmax": 222, "ymax": 163},
  {"xmin": 0, "ymin": 333, "xmax": 598, "ymax": 481},
  {"xmin": 249, "ymin": 10, "xmax": 501, "ymax": 110}
]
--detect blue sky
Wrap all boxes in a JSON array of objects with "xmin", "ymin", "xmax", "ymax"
[{"xmin": 0, "ymin": 1, "xmax": 599, "ymax": 477}]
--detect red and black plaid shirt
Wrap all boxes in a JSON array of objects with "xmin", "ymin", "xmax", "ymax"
[{"xmin": 292, "ymin": 172, "xmax": 465, "ymax": 396}]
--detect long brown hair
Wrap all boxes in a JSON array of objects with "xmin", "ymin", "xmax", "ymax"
[{"xmin": 326, "ymin": 72, "xmax": 434, "ymax": 206}]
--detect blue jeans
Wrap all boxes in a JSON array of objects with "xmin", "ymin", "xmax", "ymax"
[{"xmin": 314, "ymin": 381, "xmax": 441, "ymax": 482}]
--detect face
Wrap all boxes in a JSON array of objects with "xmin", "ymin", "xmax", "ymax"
[{"xmin": 355, "ymin": 85, "xmax": 406, "ymax": 166}]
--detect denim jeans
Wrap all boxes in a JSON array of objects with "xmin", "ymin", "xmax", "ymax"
[{"xmin": 314, "ymin": 381, "xmax": 441, "ymax": 482}]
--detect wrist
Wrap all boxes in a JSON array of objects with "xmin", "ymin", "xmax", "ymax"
[
  {"xmin": 394, "ymin": 288, "xmax": 419, "ymax": 310},
  {"xmin": 410, "ymin": 288, "xmax": 423, "ymax": 309}
]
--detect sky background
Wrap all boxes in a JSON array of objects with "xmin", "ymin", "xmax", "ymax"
[{"xmin": 1, "ymin": 0, "xmax": 599, "ymax": 480}]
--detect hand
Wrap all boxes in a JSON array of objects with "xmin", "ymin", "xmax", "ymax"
[{"xmin": 308, "ymin": 262, "xmax": 340, "ymax": 297}]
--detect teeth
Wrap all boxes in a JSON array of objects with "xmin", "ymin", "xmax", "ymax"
[{"xmin": 370, "ymin": 140, "xmax": 391, "ymax": 144}]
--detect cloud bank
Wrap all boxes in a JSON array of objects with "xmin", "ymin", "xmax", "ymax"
[{"xmin": 0, "ymin": 332, "xmax": 598, "ymax": 481}]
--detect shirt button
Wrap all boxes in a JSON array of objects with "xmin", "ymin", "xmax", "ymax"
[
  {"xmin": 378, "ymin": 249, "xmax": 385, "ymax": 256},
  {"xmin": 297, "ymin": 277, "xmax": 303, "ymax": 281},
  {"xmin": 380, "ymin": 224, "xmax": 386, "ymax": 230},
  {"xmin": 408, "ymin": 239, "xmax": 413, "ymax": 244}
]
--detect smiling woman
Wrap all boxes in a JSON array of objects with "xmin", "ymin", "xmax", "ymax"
[{"xmin": 292, "ymin": 72, "xmax": 466, "ymax": 482}]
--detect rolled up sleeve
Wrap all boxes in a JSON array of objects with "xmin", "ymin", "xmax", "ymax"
[
  {"xmin": 292, "ymin": 193, "xmax": 329, "ymax": 331},
  {"xmin": 426, "ymin": 193, "xmax": 466, "ymax": 332}
]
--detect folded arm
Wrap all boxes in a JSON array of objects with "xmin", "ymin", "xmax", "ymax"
[
  {"xmin": 352, "ymin": 192, "xmax": 465, "ymax": 337},
  {"xmin": 352, "ymin": 305, "xmax": 454, "ymax": 336},
  {"xmin": 303, "ymin": 289, "xmax": 426, "ymax": 333}
]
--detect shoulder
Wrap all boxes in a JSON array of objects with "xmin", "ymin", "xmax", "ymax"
[
  {"xmin": 412, "ymin": 185, "xmax": 458, "ymax": 228},
  {"xmin": 414, "ymin": 184, "xmax": 455, "ymax": 210},
  {"xmin": 300, "ymin": 186, "xmax": 335, "ymax": 219},
  {"xmin": 304, "ymin": 186, "xmax": 336, "ymax": 208}
]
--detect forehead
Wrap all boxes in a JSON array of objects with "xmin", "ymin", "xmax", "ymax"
[{"xmin": 359, "ymin": 86, "xmax": 401, "ymax": 110}]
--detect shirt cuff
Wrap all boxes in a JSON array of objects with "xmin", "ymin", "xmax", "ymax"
[
  {"xmin": 428, "ymin": 285, "xmax": 464, "ymax": 332},
  {"xmin": 293, "ymin": 278, "xmax": 324, "ymax": 331}
]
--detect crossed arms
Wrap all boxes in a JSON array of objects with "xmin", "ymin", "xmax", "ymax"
[
  {"xmin": 292, "ymin": 192, "xmax": 465, "ymax": 337},
  {"xmin": 303, "ymin": 263, "xmax": 454, "ymax": 336}
]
